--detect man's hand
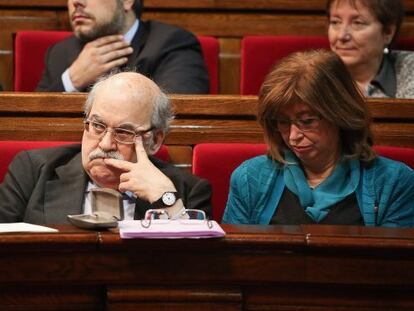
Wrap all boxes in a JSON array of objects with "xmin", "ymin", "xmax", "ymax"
[
  {"xmin": 104, "ymin": 137, "xmax": 176, "ymax": 203},
  {"xmin": 69, "ymin": 35, "xmax": 133, "ymax": 90}
]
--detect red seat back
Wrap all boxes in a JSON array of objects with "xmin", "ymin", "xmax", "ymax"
[
  {"xmin": 374, "ymin": 145, "xmax": 414, "ymax": 169},
  {"xmin": 192, "ymin": 143, "xmax": 267, "ymax": 222},
  {"xmin": 240, "ymin": 35, "xmax": 330, "ymax": 95},
  {"xmin": 393, "ymin": 37, "xmax": 414, "ymax": 52},
  {"xmin": 240, "ymin": 35, "xmax": 414, "ymax": 95},
  {"xmin": 197, "ymin": 36, "xmax": 219, "ymax": 94},
  {"xmin": 14, "ymin": 30, "xmax": 72, "ymax": 92},
  {"xmin": 0, "ymin": 141, "xmax": 169, "ymax": 183},
  {"xmin": 14, "ymin": 30, "xmax": 219, "ymax": 94}
]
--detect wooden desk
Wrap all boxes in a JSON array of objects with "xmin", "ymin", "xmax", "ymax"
[{"xmin": 0, "ymin": 224, "xmax": 413, "ymax": 310}]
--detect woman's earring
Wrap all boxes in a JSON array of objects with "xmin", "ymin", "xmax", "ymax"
[{"xmin": 383, "ymin": 45, "xmax": 390, "ymax": 54}]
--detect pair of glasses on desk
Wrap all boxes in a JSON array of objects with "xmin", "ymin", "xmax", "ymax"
[{"xmin": 140, "ymin": 209, "xmax": 213, "ymax": 229}]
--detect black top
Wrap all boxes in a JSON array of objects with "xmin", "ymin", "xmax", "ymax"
[
  {"xmin": 271, "ymin": 187, "xmax": 364, "ymax": 225},
  {"xmin": 368, "ymin": 53, "xmax": 396, "ymax": 97}
]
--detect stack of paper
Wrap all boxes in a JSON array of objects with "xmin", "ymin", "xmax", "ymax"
[
  {"xmin": 119, "ymin": 219, "xmax": 225, "ymax": 239},
  {"xmin": 0, "ymin": 223, "xmax": 58, "ymax": 233}
]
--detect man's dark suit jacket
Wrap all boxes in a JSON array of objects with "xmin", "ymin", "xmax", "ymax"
[
  {"xmin": 36, "ymin": 20, "xmax": 209, "ymax": 94},
  {"xmin": 0, "ymin": 144, "xmax": 212, "ymax": 224}
]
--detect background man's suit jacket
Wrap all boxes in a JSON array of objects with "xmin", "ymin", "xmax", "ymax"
[
  {"xmin": 36, "ymin": 20, "xmax": 209, "ymax": 94},
  {"xmin": 0, "ymin": 144, "xmax": 212, "ymax": 224}
]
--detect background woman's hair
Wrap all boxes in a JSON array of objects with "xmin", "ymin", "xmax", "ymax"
[{"xmin": 258, "ymin": 49, "xmax": 375, "ymax": 163}]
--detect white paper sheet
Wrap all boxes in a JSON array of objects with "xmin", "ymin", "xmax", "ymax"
[{"xmin": 0, "ymin": 222, "xmax": 58, "ymax": 233}]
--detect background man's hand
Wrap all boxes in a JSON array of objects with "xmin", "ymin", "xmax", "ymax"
[
  {"xmin": 104, "ymin": 137, "xmax": 176, "ymax": 203},
  {"xmin": 69, "ymin": 35, "xmax": 133, "ymax": 90}
]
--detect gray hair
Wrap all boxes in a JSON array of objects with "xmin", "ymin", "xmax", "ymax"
[
  {"xmin": 150, "ymin": 91, "xmax": 174, "ymax": 133},
  {"xmin": 84, "ymin": 72, "xmax": 174, "ymax": 135}
]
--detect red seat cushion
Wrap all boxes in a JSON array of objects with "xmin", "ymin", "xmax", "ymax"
[
  {"xmin": 197, "ymin": 36, "xmax": 219, "ymax": 94},
  {"xmin": 373, "ymin": 145, "xmax": 414, "ymax": 169},
  {"xmin": 0, "ymin": 141, "xmax": 75, "ymax": 182},
  {"xmin": 14, "ymin": 31, "xmax": 72, "ymax": 92},
  {"xmin": 192, "ymin": 143, "xmax": 267, "ymax": 222},
  {"xmin": 240, "ymin": 35, "xmax": 330, "ymax": 95},
  {"xmin": 393, "ymin": 37, "xmax": 414, "ymax": 52}
]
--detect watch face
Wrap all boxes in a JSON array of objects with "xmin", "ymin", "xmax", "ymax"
[{"xmin": 162, "ymin": 192, "xmax": 176, "ymax": 206}]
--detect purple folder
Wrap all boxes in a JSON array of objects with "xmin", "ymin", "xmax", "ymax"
[{"xmin": 118, "ymin": 219, "xmax": 226, "ymax": 239}]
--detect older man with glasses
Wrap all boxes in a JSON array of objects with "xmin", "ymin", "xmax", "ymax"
[{"xmin": 0, "ymin": 71, "xmax": 212, "ymax": 224}]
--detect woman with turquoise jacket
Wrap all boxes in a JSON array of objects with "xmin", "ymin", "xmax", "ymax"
[{"xmin": 223, "ymin": 49, "xmax": 414, "ymax": 227}]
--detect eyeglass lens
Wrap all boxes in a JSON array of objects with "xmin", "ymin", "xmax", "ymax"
[
  {"xmin": 276, "ymin": 117, "xmax": 320, "ymax": 132},
  {"xmin": 85, "ymin": 120, "xmax": 152, "ymax": 144}
]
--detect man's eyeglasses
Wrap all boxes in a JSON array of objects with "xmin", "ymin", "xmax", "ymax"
[
  {"xmin": 275, "ymin": 116, "xmax": 322, "ymax": 132},
  {"xmin": 84, "ymin": 119, "xmax": 154, "ymax": 144},
  {"xmin": 141, "ymin": 209, "xmax": 213, "ymax": 229}
]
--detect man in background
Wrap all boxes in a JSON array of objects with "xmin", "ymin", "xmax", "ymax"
[
  {"xmin": 36, "ymin": 0, "xmax": 209, "ymax": 94},
  {"xmin": 0, "ymin": 71, "xmax": 211, "ymax": 224}
]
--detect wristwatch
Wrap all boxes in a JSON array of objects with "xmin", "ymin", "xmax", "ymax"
[{"xmin": 152, "ymin": 191, "xmax": 181, "ymax": 208}]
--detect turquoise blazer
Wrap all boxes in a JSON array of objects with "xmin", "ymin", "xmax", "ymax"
[{"xmin": 223, "ymin": 155, "xmax": 414, "ymax": 227}]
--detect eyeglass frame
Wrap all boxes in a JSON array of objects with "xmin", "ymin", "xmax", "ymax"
[
  {"xmin": 274, "ymin": 115, "xmax": 322, "ymax": 133},
  {"xmin": 83, "ymin": 119, "xmax": 155, "ymax": 144},
  {"xmin": 140, "ymin": 208, "xmax": 213, "ymax": 229}
]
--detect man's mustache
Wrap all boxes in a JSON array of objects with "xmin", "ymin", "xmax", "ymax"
[
  {"xmin": 88, "ymin": 149, "xmax": 124, "ymax": 161},
  {"xmin": 72, "ymin": 8, "xmax": 93, "ymax": 20}
]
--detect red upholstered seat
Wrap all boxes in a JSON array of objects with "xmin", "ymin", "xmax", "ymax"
[
  {"xmin": 14, "ymin": 30, "xmax": 219, "ymax": 94},
  {"xmin": 192, "ymin": 143, "xmax": 267, "ymax": 222},
  {"xmin": 14, "ymin": 30, "xmax": 72, "ymax": 92},
  {"xmin": 192, "ymin": 143, "xmax": 414, "ymax": 223},
  {"xmin": 197, "ymin": 36, "xmax": 219, "ymax": 94},
  {"xmin": 240, "ymin": 35, "xmax": 414, "ymax": 95},
  {"xmin": 240, "ymin": 35, "xmax": 330, "ymax": 95},
  {"xmin": 373, "ymin": 145, "xmax": 414, "ymax": 169},
  {"xmin": 393, "ymin": 37, "xmax": 414, "ymax": 52},
  {"xmin": 0, "ymin": 141, "xmax": 169, "ymax": 182}
]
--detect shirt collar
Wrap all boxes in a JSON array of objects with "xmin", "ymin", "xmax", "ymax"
[
  {"xmin": 123, "ymin": 19, "xmax": 139, "ymax": 44},
  {"xmin": 368, "ymin": 53, "xmax": 397, "ymax": 97},
  {"xmin": 86, "ymin": 180, "xmax": 97, "ymax": 192}
]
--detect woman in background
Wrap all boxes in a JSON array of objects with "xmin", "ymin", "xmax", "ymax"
[
  {"xmin": 222, "ymin": 49, "xmax": 414, "ymax": 227},
  {"xmin": 327, "ymin": 0, "xmax": 414, "ymax": 98}
]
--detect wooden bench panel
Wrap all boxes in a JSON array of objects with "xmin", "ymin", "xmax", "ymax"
[
  {"xmin": 371, "ymin": 123, "xmax": 414, "ymax": 147},
  {"xmin": 167, "ymin": 145, "xmax": 193, "ymax": 172},
  {"xmin": 0, "ymin": 94, "xmax": 413, "ymax": 169}
]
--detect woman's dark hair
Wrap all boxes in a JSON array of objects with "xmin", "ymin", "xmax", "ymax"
[
  {"xmin": 258, "ymin": 49, "xmax": 375, "ymax": 163},
  {"xmin": 326, "ymin": 0, "xmax": 405, "ymax": 46}
]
